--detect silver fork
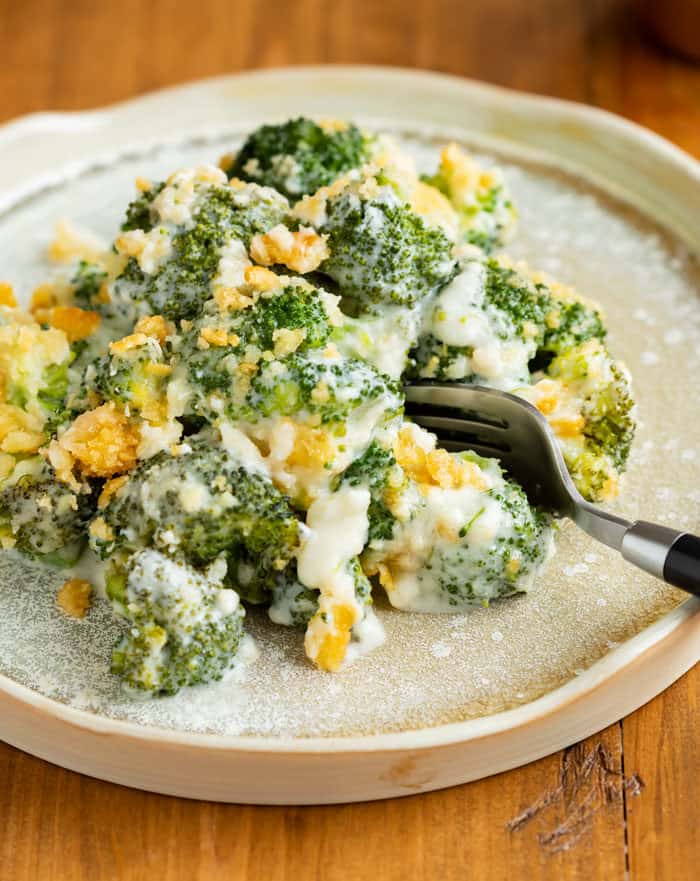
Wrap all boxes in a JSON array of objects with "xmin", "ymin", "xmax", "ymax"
[{"xmin": 404, "ymin": 382, "xmax": 700, "ymax": 596}]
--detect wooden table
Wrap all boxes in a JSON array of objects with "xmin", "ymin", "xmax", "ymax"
[{"xmin": 0, "ymin": 1, "xmax": 698, "ymax": 878}]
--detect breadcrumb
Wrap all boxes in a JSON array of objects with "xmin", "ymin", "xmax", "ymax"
[
  {"xmin": 55, "ymin": 403, "xmax": 140, "ymax": 479},
  {"xmin": 250, "ymin": 224, "xmax": 329, "ymax": 274},
  {"xmin": 98, "ymin": 474, "xmax": 130, "ymax": 509},
  {"xmin": 133, "ymin": 314, "xmax": 174, "ymax": 345},
  {"xmin": 47, "ymin": 306, "xmax": 101, "ymax": 342},
  {"xmin": 0, "ymin": 282, "xmax": 17, "ymax": 308},
  {"xmin": 57, "ymin": 578, "xmax": 93, "ymax": 619}
]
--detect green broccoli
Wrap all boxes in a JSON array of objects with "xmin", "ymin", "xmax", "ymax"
[
  {"xmin": 182, "ymin": 320, "xmax": 403, "ymax": 437},
  {"xmin": 121, "ymin": 182, "xmax": 166, "ymax": 232},
  {"xmin": 70, "ymin": 260, "xmax": 109, "ymax": 309},
  {"xmin": 268, "ymin": 564, "xmax": 319, "ymax": 626},
  {"xmin": 541, "ymin": 293, "xmax": 607, "ymax": 357},
  {"xmin": 243, "ymin": 351, "xmax": 402, "ymax": 428},
  {"xmin": 181, "ymin": 279, "xmax": 336, "ymax": 406},
  {"xmin": 422, "ymin": 142, "xmax": 517, "ymax": 251},
  {"xmin": 0, "ymin": 458, "xmax": 95, "ymax": 563},
  {"xmin": 107, "ymin": 550, "xmax": 245, "ymax": 695},
  {"xmin": 93, "ymin": 438, "xmax": 301, "ymax": 589},
  {"xmin": 228, "ymin": 117, "xmax": 374, "ymax": 200},
  {"xmin": 338, "ymin": 441, "xmax": 410, "ymax": 544},
  {"xmin": 521, "ymin": 339, "xmax": 636, "ymax": 501},
  {"xmin": 64, "ymin": 261, "xmax": 138, "ymax": 405},
  {"xmin": 0, "ymin": 315, "xmax": 73, "ymax": 433},
  {"xmin": 365, "ymin": 450, "xmax": 553, "ymax": 611},
  {"xmin": 113, "ymin": 175, "xmax": 289, "ymax": 322},
  {"xmin": 407, "ymin": 258, "xmax": 605, "ymax": 387},
  {"xmin": 92, "ymin": 333, "xmax": 171, "ymax": 421},
  {"xmin": 316, "ymin": 180, "xmax": 456, "ymax": 314}
]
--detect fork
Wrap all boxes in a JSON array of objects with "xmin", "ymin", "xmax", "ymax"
[{"xmin": 404, "ymin": 382, "xmax": 700, "ymax": 596}]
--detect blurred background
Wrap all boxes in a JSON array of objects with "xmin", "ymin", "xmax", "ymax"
[{"xmin": 1, "ymin": 0, "xmax": 699, "ymax": 155}]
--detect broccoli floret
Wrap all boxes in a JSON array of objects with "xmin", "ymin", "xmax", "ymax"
[
  {"xmin": 522, "ymin": 340, "xmax": 636, "ymax": 501},
  {"xmin": 107, "ymin": 550, "xmax": 245, "ymax": 695},
  {"xmin": 541, "ymin": 294, "xmax": 607, "ymax": 357},
  {"xmin": 70, "ymin": 260, "xmax": 109, "ymax": 309},
  {"xmin": 407, "ymin": 258, "xmax": 544, "ymax": 386},
  {"xmin": 0, "ymin": 458, "xmax": 95, "ymax": 562},
  {"xmin": 241, "ymin": 284, "xmax": 333, "ymax": 352},
  {"xmin": 316, "ymin": 180, "xmax": 456, "ymax": 313},
  {"xmin": 92, "ymin": 333, "xmax": 171, "ymax": 420},
  {"xmin": 121, "ymin": 182, "xmax": 166, "ymax": 232},
  {"xmin": 229, "ymin": 118, "xmax": 374, "ymax": 200},
  {"xmin": 365, "ymin": 449, "xmax": 553, "ymax": 611},
  {"xmin": 0, "ymin": 316, "xmax": 73, "ymax": 433},
  {"xmin": 338, "ymin": 441, "xmax": 408, "ymax": 544},
  {"xmin": 407, "ymin": 258, "xmax": 606, "ymax": 387},
  {"xmin": 184, "ymin": 330, "xmax": 402, "ymax": 434},
  {"xmin": 64, "ymin": 261, "xmax": 141, "ymax": 407},
  {"xmin": 93, "ymin": 438, "xmax": 300, "ymax": 588},
  {"xmin": 113, "ymin": 173, "xmax": 288, "ymax": 322},
  {"xmin": 180, "ymin": 280, "xmax": 335, "ymax": 401},
  {"xmin": 36, "ymin": 359, "xmax": 72, "ymax": 435},
  {"xmin": 244, "ymin": 351, "xmax": 402, "ymax": 427},
  {"xmin": 422, "ymin": 143, "xmax": 517, "ymax": 251},
  {"xmin": 269, "ymin": 555, "xmax": 375, "ymax": 632},
  {"xmin": 268, "ymin": 564, "xmax": 319, "ymax": 626}
]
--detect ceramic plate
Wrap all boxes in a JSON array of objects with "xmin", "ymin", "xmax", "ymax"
[{"xmin": 0, "ymin": 67, "xmax": 699, "ymax": 804}]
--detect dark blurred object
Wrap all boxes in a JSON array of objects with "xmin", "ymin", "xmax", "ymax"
[{"xmin": 637, "ymin": 0, "xmax": 700, "ymax": 62}]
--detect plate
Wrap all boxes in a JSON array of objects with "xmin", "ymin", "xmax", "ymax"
[{"xmin": 0, "ymin": 67, "xmax": 699, "ymax": 804}]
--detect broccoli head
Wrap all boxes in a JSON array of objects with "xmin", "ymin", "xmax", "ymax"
[
  {"xmin": 180, "ymin": 277, "xmax": 339, "ymax": 408},
  {"xmin": 92, "ymin": 328, "xmax": 173, "ymax": 424},
  {"xmin": 243, "ymin": 350, "xmax": 402, "ymax": 427},
  {"xmin": 112, "ymin": 168, "xmax": 289, "ymax": 322},
  {"xmin": 0, "ymin": 313, "xmax": 73, "ymax": 433},
  {"xmin": 540, "ymin": 286, "xmax": 607, "ymax": 357},
  {"xmin": 314, "ymin": 179, "xmax": 456, "ymax": 313},
  {"xmin": 422, "ymin": 142, "xmax": 517, "ymax": 251},
  {"xmin": 107, "ymin": 550, "xmax": 245, "ymax": 695},
  {"xmin": 338, "ymin": 440, "xmax": 412, "ymax": 545},
  {"xmin": 361, "ymin": 427, "xmax": 553, "ymax": 610},
  {"xmin": 182, "ymin": 320, "xmax": 402, "ymax": 432},
  {"xmin": 0, "ymin": 457, "xmax": 95, "ymax": 563},
  {"xmin": 227, "ymin": 117, "xmax": 374, "ymax": 200},
  {"xmin": 519, "ymin": 339, "xmax": 636, "ymax": 501},
  {"xmin": 268, "ymin": 563, "xmax": 320, "ymax": 626},
  {"xmin": 70, "ymin": 260, "xmax": 109, "ymax": 310},
  {"xmin": 120, "ymin": 182, "xmax": 166, "ymax": 232},
  {"xmin": 92, "ymin": 437, "xmax": 301, "ymax": 588},
  {"xmin": 407, "ymin": 257, "xmax": 606, "ymax": 387}
]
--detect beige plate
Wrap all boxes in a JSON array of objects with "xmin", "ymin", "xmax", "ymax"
[{"xmin": 0, "ymin": 67, "xmax": 699, "ymax": 804}]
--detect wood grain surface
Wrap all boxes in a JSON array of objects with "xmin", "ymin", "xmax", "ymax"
[{"xmin": 0, "ymin": 1, "xmax": 698, "ymax": 879}]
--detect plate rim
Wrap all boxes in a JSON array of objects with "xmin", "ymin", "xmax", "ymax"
[
  {"xmin": 0, "ymin": 65, "xmax": 699, "ymax": 767},
  {"xmin": 2, "ymin": 596, "xmax": 699, "ymax": 753}
]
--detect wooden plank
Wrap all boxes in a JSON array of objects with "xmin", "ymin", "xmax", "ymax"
[
  {"xmin": 623, "ymin": 672, "xmax": 700, "ymax": 881},
  {"xmin": 0, "ymin": 1, "xmax": 697, "ymax": 879},
  {"xmin": 0, "ymin": 725, "xmax": 628, "ymax": 881}
]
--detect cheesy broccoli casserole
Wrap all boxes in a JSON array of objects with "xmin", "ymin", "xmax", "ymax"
[{"xmin": 0, "ymin": 118, "xmax": 636, "ymax": 695}]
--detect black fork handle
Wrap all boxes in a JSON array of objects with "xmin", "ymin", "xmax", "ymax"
[{"xmin": 621, "ymin": 521, "xmax": 700, "ymax": 596}]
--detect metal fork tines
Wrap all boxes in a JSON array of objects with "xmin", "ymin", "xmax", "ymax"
[
  {"xmin": 403, "ymin": 381, "xmax": 700, "ymax": 596},
  {"xmin": 402, "ymin": 401, "xmax": 512, "ymax": 457}
]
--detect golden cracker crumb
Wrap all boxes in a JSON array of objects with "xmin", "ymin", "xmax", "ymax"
[
  {"xmin": 58, "ymin": 403, "xmax": 139, "ymax": 479},
  {"xmin": 98, "ymin": 474, "xmax": 130, "ymax": 509},
  {"xmin": 133, "ymin": 314, "xmax": 174, "ymax": 345},
  {"xmin": 0, "ymin": 282, "xmax": 17, "ymax": 308},
  {"xmin": 57, "ymin": 578, "xmax": 93, "ymax": 619}
]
